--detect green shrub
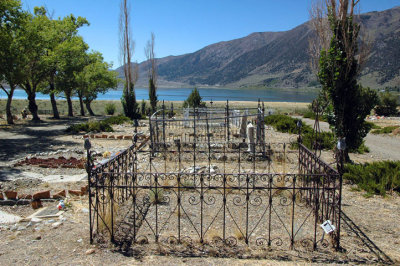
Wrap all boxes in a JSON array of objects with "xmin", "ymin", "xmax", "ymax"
[
  {"xmin": 105, "ymin": 103, "xmax": 116, "ymax": 115},
  {"xmin": 302, "ymin": 110, "xmax": 316, "ymax": 119},
  {"xmin": 266, "ymin": 114, "xmax": 334, "ymax": 150},
  {"xmin": 103, "ymin": 115, "xmax": 131, "ymax": 125},
  {"xmin": 149, "ymin": 188, "xmax": 165, "ymax": 205},
  {"xmin": 67, "ymin": 123, "xmax": 89, "ymax": 133},
  {"xmin": 67, "ymin": 120, "xmax": 113, "ymax": 133},
  {"xmin": 183, "ymin": 88, "xmax": 206, "ymax": 108},
  {"xmin": 365, "ymin": 121, "xmax": 380, "ymax": 130},
  {"xmin": 352, "ymin": 141, "xmax": 370, "ymax": 154},
  {"xmin": 265, "ymin": 114, "xmax": 297, "ymax": 134},
  {"xmin": 301, "ymin": 131, "xmax": 335, "ymax": 150},
  {"xmin": 88, "ymin": 121, "xmax": 113, "ymax": 132},
  {"xmin": 66, "ymin": 115, "xmax": 130, "ymax": 133},
  {"xmin": 372, "ymin": 126, "xmax": 399, "ymax": 134},
  {"xmin": 266, "ymin": 114, "xmax": 370, "ymax": 152},
  {"xmin": 265, "ymin": 114, "xmax": 312, "ymax": 134},
  {"xmin": 344, "ymin": 161, "xmax": 400, "ymax": 196},
  {"xmin": 140, "ymin": 100, "xmax": 147, "ymax": 116},
  {"xmin": 299, "ymin": 104, "xmax": 329, "ymax": 122},
  {"xmin": 375, "ymin": 91, "xmax": 398, "ymax": 116},
  {"xmin": 121, "ymin": 82, "xmax": 140, "ymax": 119}
]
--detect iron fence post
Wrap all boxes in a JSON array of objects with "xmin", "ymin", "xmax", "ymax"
[
  {"xmin": 336, "ymin": 138, "xmax": 346, "ymax": 251},
  {"xmin": 226, "ymin": 100, "xmax": 230, "ymax": 142},
  {"xmin": 84, "ymin": 138, "xmax": 93, "ymax": 244},
  {"xmin": 291, "ymin": 175, "xmax": 296, "ymax": 249},
  {"xmin": 177, "ymin": 139, "xmax": 182, "ymax": 243}
]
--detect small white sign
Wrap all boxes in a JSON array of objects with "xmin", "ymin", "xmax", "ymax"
[{"xmin": 320, "ymin": 220, "xmax": 336, "ymax": 234}]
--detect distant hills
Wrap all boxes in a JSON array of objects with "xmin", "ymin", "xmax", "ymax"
[{"xmin": 115, "ymin": 6, "xmax": 400, "ymax": 89}]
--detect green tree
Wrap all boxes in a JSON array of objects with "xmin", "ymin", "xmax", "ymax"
[
  {"xmin": 74, "ymin": 52, "xmax": 90, "ymax": 116},
  {"xmin": 121, "ymin": 81, "xmax": 139, "ymax": 119},
  {"xmin": 140, "ymin": 99, "xmax": 147, "ymax": 116},
  {"xmin": 119, "ymin": 0, "xmax": 139, "ymax": 119},
  {"xmin": 105, "ymin": 103, "xmax": 116, "ymax": 115},
  {"xmin": 0, "ymin": 0, "xmax": 27, "ymax": 124},
  {"xmin": 183, "ymin": 88, "xmax": 205, "ymax": 108},
  {"xmin": 17, "ymin": 7, "xmax": 53, "ymax": 121},
  {"xmin": 148, "ymin": 78, "xmax": 157, "ymax": 113},
  {"xmin": 76, "ymin": 51, "xmax": 119, "ymax": 116},
  {"xmin": 41, "ymin": 13, "xmax": 88, "ymax": 118},
  {"xmin": 316, "ymin": 0, "xmax": 378, "ymax": 160},
  {"xmin": 55, "ymin": 36, "xmax": 89, "ymax": 116},
  {"xmin": 375, "ymin": 91, "xmax": 398, "ymax": 116},
  {"xmin": 145, "ymin": 32, "xmax": 158, "ymax": 113}
]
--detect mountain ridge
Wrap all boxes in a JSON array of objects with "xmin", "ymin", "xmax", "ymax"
[{"xmin": 116, "ymin": 6, "xmax": 400, "ymax": 89}]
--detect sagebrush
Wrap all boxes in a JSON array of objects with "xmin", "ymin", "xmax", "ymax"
[
  {"xmin": 265, "ymin": 114, "xmax": 335, "ymax": 150},
  {"xmin": 66, "ymin": 115, "xmax": 131, "ymax": 133},
  {"xmin": 344, "ymin": 161, "xmax": 400, "ymax": 196}
]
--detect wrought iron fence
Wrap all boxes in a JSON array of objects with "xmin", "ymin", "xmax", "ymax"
[
  {"xmin": 298, "ymin": 143, "xmax": 341, "ymax": 249},
  {"xmin": 87, "ymin": 102, "xmax": 342, "ymax": 252},
  {"xmin": 149, "ymin": 102, "xmax": 266, "ymax": 146}
]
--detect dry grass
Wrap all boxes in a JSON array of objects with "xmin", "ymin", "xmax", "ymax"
[
  {"xmin": 233, "ymin": 228, "xmax": 245, "ymax": 241},
  {"xmin": 161, "ymin": 179, "xmax": 172, "ymax": 187},
  {"xmin": 90, "ymin": 179, "xmax": 120, "ymax": 233},
  {"xmin": 174, "ymin": 206, "xmax": 183, "ymax": 218},
  {"xmin": 206, "ymin": 228, "xmax": 221, "ymax": 242},
  {"xmin": 97, "ymin": 201, "xmax": 119, "ymax": 233},
  {"xmin": 149, "ymin": 188, "xmax": 165, "ymax": 205}
]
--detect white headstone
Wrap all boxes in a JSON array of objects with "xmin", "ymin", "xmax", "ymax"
[{"xmin": 247, "ymin": 122, "xmax": 255, "ymax": 153}]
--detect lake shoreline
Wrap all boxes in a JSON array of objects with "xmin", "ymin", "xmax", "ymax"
[
  {"xmin": 0, "ymin": 98, "xmax": 309, "ymax": 117},
  {"xmin": 0, "ymin": 87, "xmax": 318, "ymax": 103}
]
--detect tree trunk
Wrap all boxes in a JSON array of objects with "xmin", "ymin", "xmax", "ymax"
[
  {"xmin": 26, "ymin": 83, "xmax": 40, "ymax": 121},
  {"xmin": 66, "ymin": 91, "xmax": 73, "ymax": 117},
  {"xmin": 85, "ymin": 100, "xmax": 95, "ymax": 116},
  {"xmin": 6, "ymin": 89, "xmax": 14, "ymax": 125},
  {"xmin": 78, "ymin": 91, "xmax": 85, "ymax": 116},
  {"xmin": 344, "ymin": 150, "xmax": 351, "ymax": 163},
  {"xmin": 49, "ymin": 82, "xmax": 60, "ymax": 119}
]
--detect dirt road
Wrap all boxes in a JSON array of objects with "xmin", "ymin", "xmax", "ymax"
[{"xmin": 298, "ymin": 117, "xmax": 400, "ymax": 161}]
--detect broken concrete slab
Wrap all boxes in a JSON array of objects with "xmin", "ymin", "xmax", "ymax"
[
  {"xmin": 40, "ymin": 173, "xmax": 87, "ymax": 183},
  {"xmin": 0, "ymin": 210, "xmax": 22, "ymax": 224},
  {"xmin": 0, "ymin": 168, "xmax": 87, "ymax": 183},
  {"xmin": 23, "ymin": 206, "xmax": 64, "ymax": 222}
]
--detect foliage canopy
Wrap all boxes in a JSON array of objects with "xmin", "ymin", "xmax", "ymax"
[
  {"xmin": 317, "ymin": 1, "xmax": 378, "ymax": 158},
  {"xmin": 183, "ymin": 88, "xmax": 205, "ymax": 108}
]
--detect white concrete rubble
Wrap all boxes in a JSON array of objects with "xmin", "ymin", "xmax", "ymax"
[{"xmin": 0, "ymin": 210, "xmax": 22, "ymax": 224}]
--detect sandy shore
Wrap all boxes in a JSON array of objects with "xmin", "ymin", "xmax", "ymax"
[{"xmin": 0, "ymin": 99, "xmax": 309, "ymax": 119}]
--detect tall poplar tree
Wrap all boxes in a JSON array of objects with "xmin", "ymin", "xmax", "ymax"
[
  {"xmin": 119, "ymin": 0, "xmax": 139, "ymax": 119},
  {"xmin": 313, "ymin": 0, "xmax": 378, "ymax": 160},
  {"xmin": 145, "ymin": 32, "xmax": 158, "ymax": 114}
]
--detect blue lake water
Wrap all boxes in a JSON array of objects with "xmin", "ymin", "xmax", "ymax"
[{"xmin": 0, "ymin": 87, "xmax": 318, "ymax": 103}]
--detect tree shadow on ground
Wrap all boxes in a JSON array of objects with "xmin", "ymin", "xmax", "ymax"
[
  {"xmin": 0, "ymin": 117, "xmax": 87, "ymax": 162},
  {"xmin": 0, "ymin": 167, "xmax": 23, "ymax": 181}
]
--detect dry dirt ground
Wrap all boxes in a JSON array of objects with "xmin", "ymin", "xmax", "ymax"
[{"xmin": 0, "ymin": 113, "xmax": 399, "ymax": 265}]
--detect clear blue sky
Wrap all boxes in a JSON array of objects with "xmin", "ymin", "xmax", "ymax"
[{"xmin": 22, "ymin": 0, "xmax": 399, "ymax": 68}]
